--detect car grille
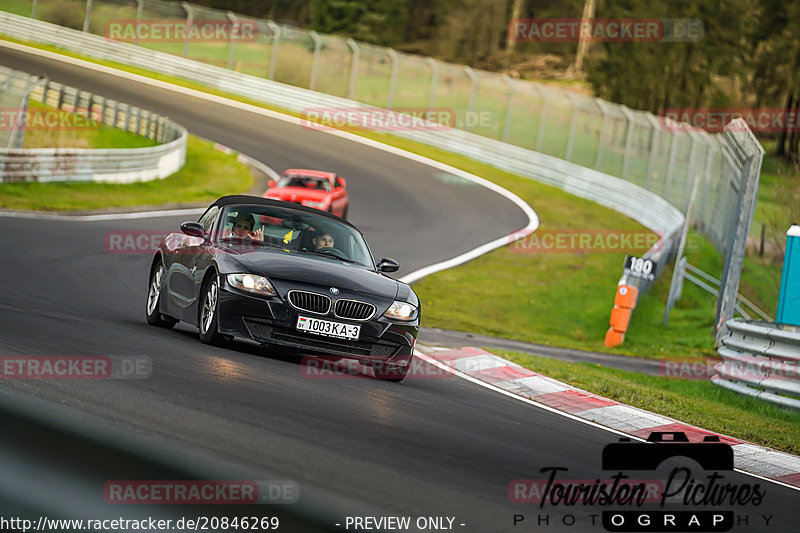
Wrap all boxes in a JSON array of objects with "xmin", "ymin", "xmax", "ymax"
[
  {"xmin": 334, "ymin": 299, "xmax": 376, "ymax": 321},
  {"xmin": 287, "ymin": 290, "xmax": 331, "ymax": 315},
  {"xmin": 244, "ymin": 321, "xmax": 399, "ymax": 358}
]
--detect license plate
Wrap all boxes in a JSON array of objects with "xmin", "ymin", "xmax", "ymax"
[{"xmin": 296, "ymin": 315, "xmax": 360, "ymax": 340}]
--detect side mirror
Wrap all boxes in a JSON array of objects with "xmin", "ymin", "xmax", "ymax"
[
  {"xmin": 336, "ymin": 176, "xmax": 346, "ymax": 188},
  {"xmin": 377, "ymin": 257, "xmax": 399, "ymax": 273},
  {"xmin": 268, "ymin": 179, "xmax": 276, "ymax": 188},
  {"xmin": 180, "ymin": 221, "xmax": 205, "ymax": 238}
]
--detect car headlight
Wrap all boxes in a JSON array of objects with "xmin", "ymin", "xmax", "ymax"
[
  {"xmin": 383, "ymin": 301, "xmax": 419, "ymax": 321},
  {"xmin": 226, "ymin": 274, "xmax": 277, "ymax": 296},
  {"xmin": 302, "ymin": 200, "xmax": 325, "ymax": 208}
]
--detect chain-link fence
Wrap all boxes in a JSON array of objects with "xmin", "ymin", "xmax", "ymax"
[
  {"xmin": 0, "ymin": 67, "xmax": 43, "ymax": 148},
  {"xmin": 6, "ymin": 0, "xmax": 748, "ymax": 258}
]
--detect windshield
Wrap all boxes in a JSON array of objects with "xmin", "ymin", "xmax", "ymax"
[
  {"xmin": 276, "ymin": 174, "xmax": 331, "ymax": 191},
  {"xmin": 217, "ymin": 205, "xmax": 374, "ymax": 268}
]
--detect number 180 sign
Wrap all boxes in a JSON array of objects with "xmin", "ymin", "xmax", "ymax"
[{"xmin": 624, "ymin": 255, "xmax": 656, "ymax": 281}]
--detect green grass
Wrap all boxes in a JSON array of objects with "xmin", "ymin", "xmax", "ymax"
[
  {"xmin": 496, "ymin": 349, "xmax": 800, "ymax": 455},
  {"xmin": 0, "ymin": 136, "xmax": 252, "ymax": 210},
  {"xmin": 22, "ymin": 100, "xmax": 156, "ymax": 149}
]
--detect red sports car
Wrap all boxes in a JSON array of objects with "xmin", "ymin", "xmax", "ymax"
[{"xmin": 263, "ymin": 169, "xmax": 349, "ymax": 219}]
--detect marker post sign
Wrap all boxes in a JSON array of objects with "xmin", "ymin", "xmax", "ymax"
[{"xmin": 624, "ymin": 255, "xmax": 656, "ymax": 282}]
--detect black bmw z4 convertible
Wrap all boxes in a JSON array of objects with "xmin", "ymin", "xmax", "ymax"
[{"xmin": 146, "ymin": 195, "xmax": 420, "ymax": 382}]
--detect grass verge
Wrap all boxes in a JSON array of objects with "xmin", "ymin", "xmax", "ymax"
[
  {"xmin": 497, "ymin": 349, "xmax": 800, "ymax": 455},
  {"xmin": 22, "ymin": 100, "xmax": 157, "ymax": 149},
  {"xmin": 0, "ymin": 135, "xmax": 252, "ymax": 210}
]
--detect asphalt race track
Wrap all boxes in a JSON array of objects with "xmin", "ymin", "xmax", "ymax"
[{"xmin": 1, "ymin": 46, "xmax": 798, "ymax": 532}]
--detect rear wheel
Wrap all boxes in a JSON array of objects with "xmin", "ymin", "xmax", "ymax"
[
  {"xmin": 199, "ymin": 275, "xmax": 229, "ymax": 345},
  {"xmin": 146, "ymin": 260, "xmax": 177, "ymax": 328}
]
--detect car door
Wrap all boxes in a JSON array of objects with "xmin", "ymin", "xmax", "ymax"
[{"xmin": 166, "ymin": 206, "xmax": 217, "ymax": 316}]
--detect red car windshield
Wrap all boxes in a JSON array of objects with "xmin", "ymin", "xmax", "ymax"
[{"xmin": 277, "ymin": 175, "xmax": 331, "ymax": 192}]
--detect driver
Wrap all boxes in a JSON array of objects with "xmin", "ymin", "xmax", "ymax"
[
  {"xmin": 312, "ymin": 232, "xmax": 334, "ymax": 251},
  {"xmin": 226, "ymin": 213, "xmax": 263, "ymax": 241}
]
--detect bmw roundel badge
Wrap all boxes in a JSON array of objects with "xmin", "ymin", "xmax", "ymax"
[{"xmin": 330, "ymin": 287, "xmax": 339, "ymax": 295}]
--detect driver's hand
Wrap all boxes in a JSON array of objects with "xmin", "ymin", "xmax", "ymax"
[{"xmin": 252, "ymin": 227, "xmax": 264, "ymax": 241}]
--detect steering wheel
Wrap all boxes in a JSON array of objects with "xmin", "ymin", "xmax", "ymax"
[{"xmin": 316, "ymin": 247, "xmax": 346, "ymax": 259}]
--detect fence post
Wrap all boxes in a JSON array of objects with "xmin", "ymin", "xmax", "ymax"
[
  {"xmin": 463, "ymin": 66, "xmax": 476, "ymax": 132},
  {"xmin": 181, "ymin": 2, "xmax": 193, "ymax": 59},
  {"xmin": 31, "ymin": 0, "xmax": 38, "ymax": 19},
  {"xmin": 426, "ymin": 57, "xmax": 438, "ymax": 112},
  {"xmin": 346, "ymin": 38, "xmax": 359, "ymax": 100},
  {"xmin": 664, "ymin": 174, "xmax": 700, "ymax": 324},
  {"xmin": 715, "ymin": 119, "xmax": 764, "ymax": 341},
  {"xmin": 682, "ymin": 131, "xmax": 701, "ymax": 211},
  {"xmin": 644, "ymin": 114, "xmax": 662, "ymax": 190},
  {"xmin": 620, "ymin": 105, "xmax": 635, "ymax": 180},
  {"xmin": 565, "ymin": 92, "xmax": 581, "ymax": 162},
  {"xmin": 594, "ymin": 98, "xmax": 611, "ymax": 170},
  {"xmin": 135, "ymin": 0, "xmax": 143, "ymax": 45},
  {"xmin": 386, "ymin": 49, "xmax": 399, "ymax": 109},
  {"xmin": 502, "ymin": 74, "xmax": 515, "ymax": 143},
  {"xmin": 266, "ymin": 21, "xmax": 280, "ymax": 80},
  {"xmin": 82, "ymin": 0, "xmax": 93, "ymax": 33},
  {"xmin": 226, "ymin": 11, "xmax": 239, "ymax": 70},
  {"xmin": 697, "ymin": 132, "xmax": 716, "ymax": 232},
  {"xmin": 308, "ymin": 31, "xmax": 322, "ymax": 91},
  {"xmin": 534, "ymin": 83, "xmax": 548, "ymax": 153},
  {"xmin": 664, "ymin": 131, "xmax": 680, "ymax": 203}
]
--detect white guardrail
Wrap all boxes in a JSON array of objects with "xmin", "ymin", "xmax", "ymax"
[
  {"xmin": 0, "ymin": 11, "xmax": 684, "ymax": 253},
  {"xmin": 0, "ymin": 64, "xmax": 186, "ymax": 183},
  {"xmin": 713, "ymin": 319, "xmax": 800, "ymax": 410}
]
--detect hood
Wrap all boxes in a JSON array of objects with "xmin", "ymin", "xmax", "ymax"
[{"xmin": 234, "ymin": 249, "xmax": 398, "ymax": 300}]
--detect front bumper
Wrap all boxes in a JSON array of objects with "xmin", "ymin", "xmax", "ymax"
[{"xmin": 216, "ymin": 283, "xmax": 418, "ymax": 364}]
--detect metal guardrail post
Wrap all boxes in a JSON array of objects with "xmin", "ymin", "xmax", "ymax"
[
  {"xmin": 463, "ymin": 66, "xmax": 476, "ymax": 133},
  {"xmin": 226, "ymin": 11, "xmax": 239, "ymax": 71},
  {"xmin": 308, "ymin": 31, "xmax": 322, "ymax": 91},
  {"xmin": 501, "ymin": 74, "xmax": 514, "ymax": 143},
  {"xmin": 345, "ymin": 38, "xmax": 360, "ymax": 101},
  {"xmin": 266, "ymin": 21, "xmax": 280, "ymax": 80},
  {"xmin": 82, "ymin": 0, "xmax": 93, "ymax": 33},
  {"xmin": 426, "ymin": 57, "xmax": 438, "ymax": 113},
  {"xmin": 181, "ymin": 2, "xmax": 194, "ymax": 59},
  {"xmin": 386, "ymin": 48, "xmax": 399, "ymax": 109}
]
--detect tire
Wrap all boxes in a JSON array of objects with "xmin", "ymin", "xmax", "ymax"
[
  {"xmin": 199, "ymin": 273, "xmax": 228, "ymax": 345},
  {"xmin": 146, "ymin": 260, "xmax": 178, "ymax": 328}
]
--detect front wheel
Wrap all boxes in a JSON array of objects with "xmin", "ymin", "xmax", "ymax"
[
  {"xmin": 199, "ymin": 275, "xmax": 228, "ymax": 345},
  {"xmin": 146, "ymin": 260, "xmax": 177, "ymax": 328}
]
